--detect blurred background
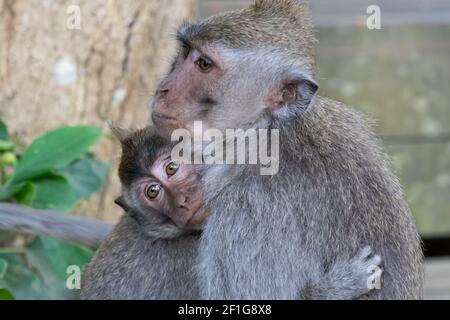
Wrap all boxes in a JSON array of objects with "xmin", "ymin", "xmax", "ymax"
[{"xmin": 0, "ymin": 0, "xmax": 449, "ymax": 300}]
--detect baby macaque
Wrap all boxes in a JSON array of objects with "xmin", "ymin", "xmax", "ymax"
[
  {"xmin": 81, "ymin": 126, "xmax": 205, "ymax": 299},
  {"xmin": 81, "ymin": 126, "xmax": 381, "ymax": 300}
]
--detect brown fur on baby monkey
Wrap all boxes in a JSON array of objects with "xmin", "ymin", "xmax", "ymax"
[{"xmin": 112, "ymin": 125, "xmax": 208, "ymax": 239}]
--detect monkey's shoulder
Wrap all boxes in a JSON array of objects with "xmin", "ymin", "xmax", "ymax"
[
  {"xmin": 290, "ymin": 96, "xmax": 384, "ymax": 161},
  {"xmin": 306, "ymin": 96, "xmax": 376, "ymax": 139}
]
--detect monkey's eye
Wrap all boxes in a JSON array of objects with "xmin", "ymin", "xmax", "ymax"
[
  {"xmin": 195, "ymin": 57, "xmax": 213, "ymax": 73},
  {"xmin": 146, "ymin": 183, "xmax": 161, "ymax": 200},
  {"xmin": 165, "ymin": 162, "xmax": 180, "ymax": 177}
]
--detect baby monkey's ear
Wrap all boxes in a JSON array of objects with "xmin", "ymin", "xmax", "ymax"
[
  {"xmin": 108, "ymin": 121, "xmax": 132, "ymax": 143},
  {"xmin": 114, "ymin": 196, "xmax": 131, "ymax": 212}
]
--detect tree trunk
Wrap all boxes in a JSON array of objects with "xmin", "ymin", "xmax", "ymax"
[{"xmin": 0, "ymin": 0, "xmax": 198, "ymax": 222}]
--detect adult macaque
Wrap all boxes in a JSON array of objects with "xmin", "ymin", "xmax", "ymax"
[
  {"xmin": 151, "ymin": 0, "xmax": 423, "ymax": 299},
  {"xmin": 81, "ymin": 126, "xmax": 382, "ymax": 300}
]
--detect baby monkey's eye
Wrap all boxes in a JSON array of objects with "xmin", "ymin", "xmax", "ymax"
[
  {"xmin": 165, "ymin": 162, "xmax": 180, "ymax": 177},
  {"xmin": 146, "ymin": 183, "xmax": 161, "ymax": 200}
]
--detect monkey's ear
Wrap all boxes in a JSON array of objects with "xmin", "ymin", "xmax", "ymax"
[
  {"xmin": 267, "ymin": 74, "xmax": 319, "ymax": 113},
  {"xmin": 108, "ymin": 121, "xmax": 132, "ymax": 143},
  {"xmin": 114, "ymin": 196, "xmax": 131, "ymax": 212}
]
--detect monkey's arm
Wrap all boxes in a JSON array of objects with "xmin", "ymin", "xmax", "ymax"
[
  {"xmin": 0, "ymin": 203, "xmax": 113, "ymax": 247},
  {"xmin": 306, "ymin": 246, "xmax": 382, "ymax": 300}
]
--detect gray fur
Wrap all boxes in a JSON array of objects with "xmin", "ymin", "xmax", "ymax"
[
  {"xmin": 81, "ymin": 212, "xmax": 382, "ymax": 300},
  {"xmin": 81, "ymin": 214, "xmax": 201, "ymax": 300},
  {"xmin": 198, "ymin": 97, "xmax": 423, "ymax": 299},
  {"xmin": 81, "ymin": 126, "xmax": 383, "ymax": 300}
]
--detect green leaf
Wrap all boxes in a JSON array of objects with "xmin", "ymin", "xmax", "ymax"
[
  {"xmin": 0, "ymin": 288, "xmax": 15, "ymax": 300},
  {"xmin": 0, "ymin": 254, "xmax": 49, "ymax": 300},
  {"xmin": 0, "ymin": 237, "xmax": 93, "ymax": 300},
  {"xmin": 11, "ymin": 126, "xmax": 102, "ymax": 183},
  {"xmin": 32, "ymin": 175, "xmax": 78, "ymax": 212},
  {"xmin": 13, "ymin": 182, "xmax": 37, "ymax": 206},
  {"xmin": 0, "ymin": 258, "xmax": 7, "ymax": 278},
  {"xmin": 0, "ymin": 140, "xmax": 14, "ymax": 152},
  {"xmin": 0, "ymin": 182, "xmax": 25, "ymax": 201},
  {"xmin": 0, "ymin": 119, "xmax": 8, "ymax": 141},
  {"xmin": 57, "ymin": 154, "xmax": 110, "ymax": 199},
  {"xmin": 26, "ymin": 237, "xmax": 93, "ymax": 280}
]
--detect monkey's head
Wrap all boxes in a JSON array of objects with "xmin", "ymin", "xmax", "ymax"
[
  {"xmin": 152, "ymin": 0, "xmax": 319, "ymax": 136},
  {"xmin": 111, "ymin": 126, "xmax": 208, "ymax": 239}
]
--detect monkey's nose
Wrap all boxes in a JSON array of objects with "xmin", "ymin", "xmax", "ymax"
[{"xmin": 177, "ymin": 197, "xmax": 188, "ymax": 209}]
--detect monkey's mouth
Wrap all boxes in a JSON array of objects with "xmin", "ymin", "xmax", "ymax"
[
  {"xmin": 152, "ymin": 112, "xmax": 177, "ymax": 123},
  {"xmin": 152, "ymin": 112, "xmax": 180, "ymax": 137}
]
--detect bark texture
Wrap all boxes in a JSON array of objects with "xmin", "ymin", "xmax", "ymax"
[{"xmin": 0, "ymin": 0, "xmax": 198, "ymax": 222}]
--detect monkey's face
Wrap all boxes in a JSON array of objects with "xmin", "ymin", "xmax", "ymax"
[
  {"xmin": 113, "ymin": 127, "xmax": 208, "ymax": 232},
  {"xmin": 151, "ymin": 43, "xmax": 227, "ymax": 136},
  {"xmin": 151, "ymin": 43, "xmax": 268, "ymax": 136},
  {"xmin": 151, "ymin": 2, "xmax": 319, "ymax": 138},
  {"xmin": 122, "ymin": 153, "xmax": 208, "ymax": 232},
  {"xmin": 138, "ymin": 154, "xmax": 207, "ymax": 231}
]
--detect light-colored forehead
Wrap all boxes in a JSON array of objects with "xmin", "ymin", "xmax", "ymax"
[{"xmin": 216, "ymin": 45, "xmax": 311, "ymax": 81}]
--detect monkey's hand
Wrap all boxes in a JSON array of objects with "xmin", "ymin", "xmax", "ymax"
[{"xmin": 307, "ymin": 246, "xmax": 382, "ymax": 300}]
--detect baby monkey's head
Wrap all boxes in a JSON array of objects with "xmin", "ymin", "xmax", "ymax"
[{"xmin": 111, "ymin": 125, "xmax": 207, "ymax": 239}]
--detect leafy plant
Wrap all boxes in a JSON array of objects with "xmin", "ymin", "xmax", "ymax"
[
  {"xmin": 0, "ymin": 120, "xmax": 110, "ymax": 300},
  {"xmin": 0, "ymin": 257, "xmax": 14, "ymax": 300}
]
